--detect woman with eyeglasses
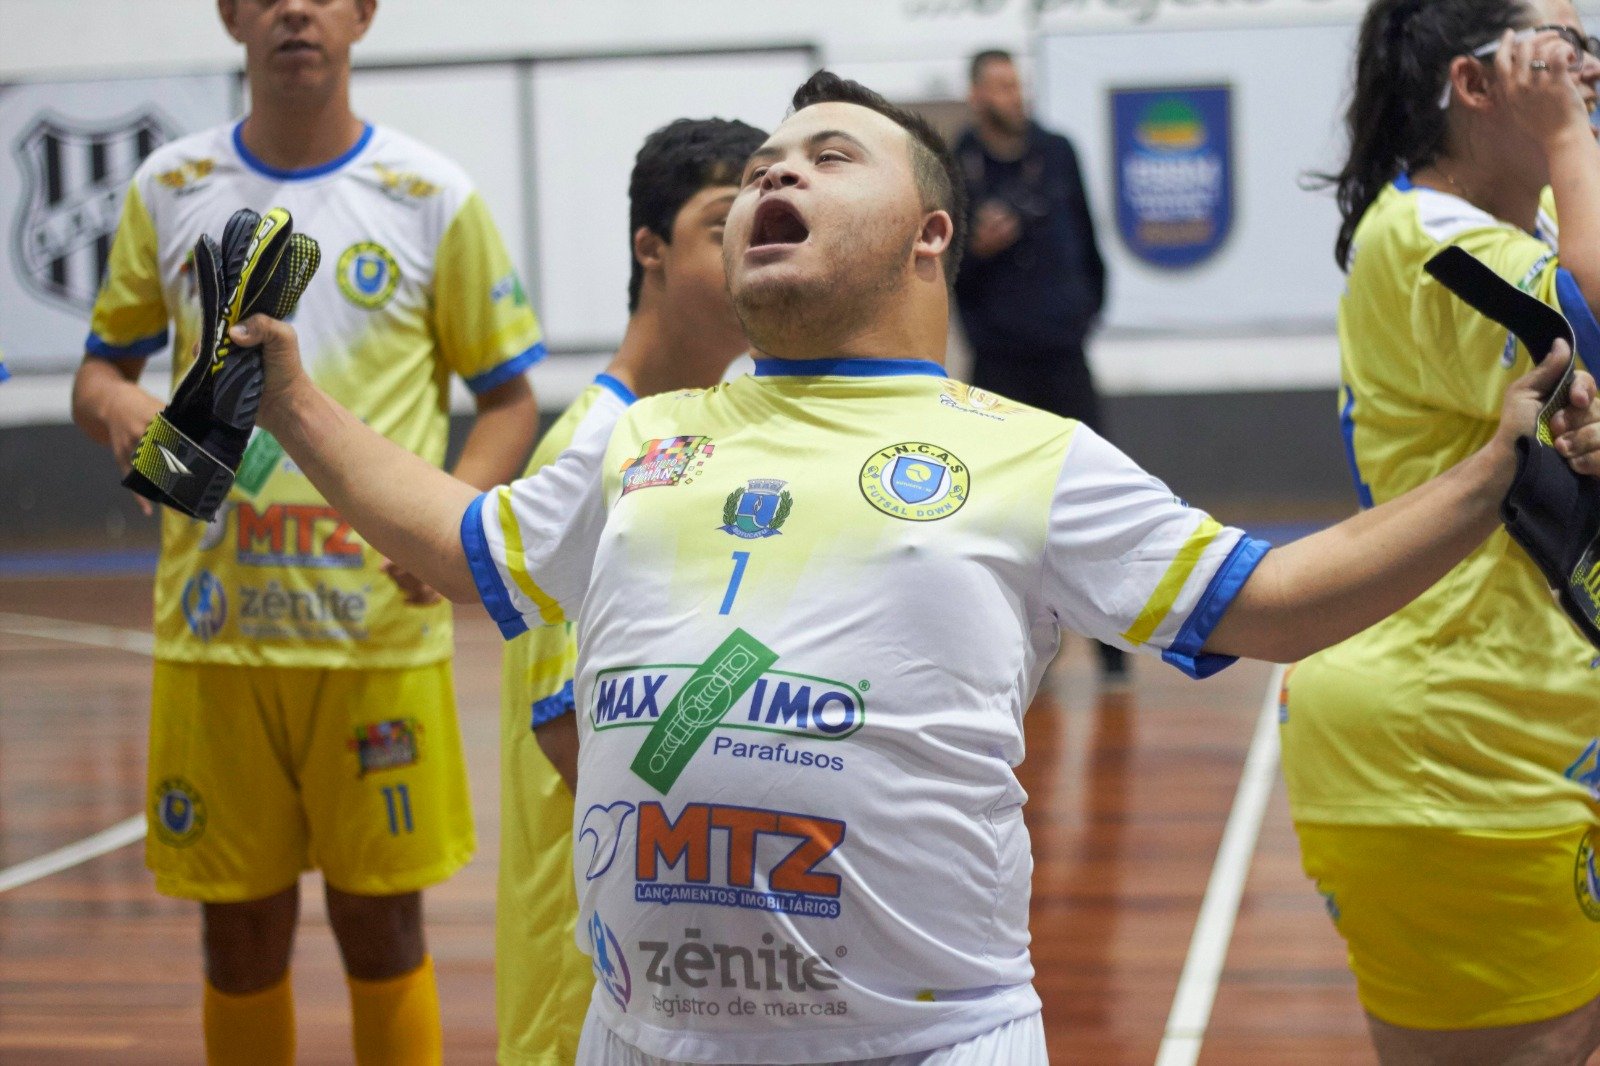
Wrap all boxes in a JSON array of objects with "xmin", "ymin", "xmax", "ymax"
[{"xmin": 1282, "ymin": 0, "xmax": 1600, "ymax": 1062}]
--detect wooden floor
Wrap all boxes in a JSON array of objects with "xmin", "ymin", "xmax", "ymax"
[{"xmin": 0, "ymin": 572, "xmax": 1376, "ymax": 1064}]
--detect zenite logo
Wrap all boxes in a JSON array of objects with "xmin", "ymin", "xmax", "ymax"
[{"xmin": 635, "ymin": 801, "xmax": 845, "ymax": 919}]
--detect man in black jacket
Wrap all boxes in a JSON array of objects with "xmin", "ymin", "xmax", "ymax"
[{"xmin": 954, "ymin": 49, "xmax": 1125, "ymax": 684}]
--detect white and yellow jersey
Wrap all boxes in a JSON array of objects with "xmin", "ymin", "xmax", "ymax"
[
  {"xmin": 464, "ymin": 360, "xmax": 1269, "ymax": 1063},
  {"xmin": 1283, "ymin": 178, "xmax": 1600, "ymax": 829},
  {"xmin": 88, "ymin": 121, "xmax": 543, "ymax": 668}
]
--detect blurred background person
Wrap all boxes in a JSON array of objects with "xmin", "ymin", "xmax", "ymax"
[{"xmin": 954, "ymin": 48, "xmax": 1121, "ymax": 684}]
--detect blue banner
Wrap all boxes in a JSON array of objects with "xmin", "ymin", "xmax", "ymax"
[{"xmin": 1111, "ymin": 85, "xmax": 1233, "ymax": 270}]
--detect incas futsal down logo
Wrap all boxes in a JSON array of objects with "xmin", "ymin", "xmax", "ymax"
[{"xmin": 858, "ymin": 441, "xmax": 969, "ymax": 521}]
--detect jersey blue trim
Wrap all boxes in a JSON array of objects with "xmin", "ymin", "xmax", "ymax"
[
  {"xmin": 753, "ymin": 357, "xmax": 947, "ymax": 378},
  {"xmin": 85, "ymin": 329, "xmax": 167, "ymax": 360},
  {"xmin": 465, "ymin": 341, "xmax": 546, "ymax": 394},
  {"xmin": 1338, "ymin": 385, "xmax": 1376, "ymax": 509},
  {"xmin": 1393, "ymin": 173, "xmax": 1414, "ymax": 192},
  {"xmin": 1554, "ymin": 268, "xmax": 1600, "ymax": 377},
  {"xmin": 594, "ymin": 373, "xmax": 637, "ymax": 406},
  {"xmin": 1161, "ymin": 534, "xmax": 1272, "ymax": 680},
  {"xmin": 460, "ymin": 492, "xmax": 528, "ymax": 639},
  {"xmin": 530, "ymin": 678, "xmax": 576, "ymax": 729},
  {"xmin": 232, "ymin": 120, "xmax": 374, "ymax": 181}
]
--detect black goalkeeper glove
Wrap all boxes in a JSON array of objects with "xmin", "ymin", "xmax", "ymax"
[
  {"xmin": 123, "ymin": 207, "xmax": 320, "ymax": 521},
  {"xmin": 1424, "ymin": 245, "xmax": 1600, "ymax": 650}
]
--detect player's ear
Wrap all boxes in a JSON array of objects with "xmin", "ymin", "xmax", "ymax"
[
  {"xmin": 634, "ymin": 225, "xmax": 667, "ymax": 277},
  {"xmin": 217, "ymin": 0, "xmax": 245, "ymax": 43},
  {"xmin": 1448, "ymin": 54, "xmax": 1494, "ymax": 111},
  {"xmin": 352, "ymin": 0, "xmax": 377, "ymax": 41},
  {"xmin": 913, "ymin": 209, "xmax": 953, "ymax": 270}
]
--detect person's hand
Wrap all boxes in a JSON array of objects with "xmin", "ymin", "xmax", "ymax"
[
  {"xmin": 382, "ymin": 557, "xmax": 444, "ymax": 606},
  {"xmin": 969, "ymin": 200, "xmax": 1021, "ymax": 259},
  {"xmin": 1549, "ymin": 355, "xmax": 1600, "ymax": 475},
  {"xmin": 1489, "ymin": 340, "xmax": 1600, "ymax": 475},
  {"xmin": 110, "ymin": 389, "xmax": 168, "ymax": 516},
  {"xmin": 1495, "ymin": 28, "xmax": 1592, "ymax": 149},
  {"xmin": 229, "ymin": 314, "xmax": 311, "ymax": 434}
]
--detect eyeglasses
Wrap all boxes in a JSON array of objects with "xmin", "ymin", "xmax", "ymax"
[{"xmin": 1438, "ymin": 25, "xmax": 1600, "ymax": 109}]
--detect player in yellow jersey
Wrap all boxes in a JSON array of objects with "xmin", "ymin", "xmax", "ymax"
[
  {"xmin": 69, "ymin": 2, "xmax": 542, "ymax": 1063},
  {"xmin": 1287, "ymin": 2, "xmax": 1600, "ymax": 1062},
  {"xmin": 497, "ymin": 116, "xmax": 765, "ymax": 1066},
  {"xmin": 199, "ymin": 72, "xmax": 1600, "ymax": 1063}
]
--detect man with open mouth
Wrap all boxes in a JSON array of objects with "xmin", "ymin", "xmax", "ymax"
[{"xmin": 230, "ymin": 70, "xmax": 1600, "ymax": 1065}]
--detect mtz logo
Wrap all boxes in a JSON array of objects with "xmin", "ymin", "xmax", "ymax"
[
  {"xmin": 236, "ymin": 502, "xmax": 362, "ymax": 568},
  {"xmin": 635, "ymin": 800, "xmax": 845, "ymax": 919}
]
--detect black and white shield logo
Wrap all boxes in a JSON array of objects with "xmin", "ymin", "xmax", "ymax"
[{"xmin": 12, "ymin": 110, "xmax": 174, "ymax": 311}]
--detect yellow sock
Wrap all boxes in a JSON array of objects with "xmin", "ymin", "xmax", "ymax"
[
  {"xmin": 203, "ymin": 973, "xmax": 295, "ymax": 1066},
  {"xmin": 347, "ymin": 955, "xmax": 443, "ymax": 1066}
]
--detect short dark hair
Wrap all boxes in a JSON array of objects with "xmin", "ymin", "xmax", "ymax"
[
  {"xmin": 789, "ymin": 70, "xmax": 967, "ymax": 285},
  {"xmin": 628, "ymin": 117, "xmax": 768, "ymax": 312},
  {"xmin": 969, "ymin": 49, "xmax": 1014, "ymax": 85}
]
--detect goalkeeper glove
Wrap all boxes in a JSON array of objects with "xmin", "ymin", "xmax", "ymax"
[{"xmin": 123, "ymin": 206, "xmax": 320, "ymax": 520}]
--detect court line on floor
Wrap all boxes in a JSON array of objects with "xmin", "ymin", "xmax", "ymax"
[
  {"xmin": 0, "ymin": 816, "xmax": 147, "ymax": 894},
  {"xmin": 0, "ymin": 610, "xmax": 151, "ymax": 893},
  {"xmin": 0, "ymin": 610, "xmax": 155, "ymax": 655},
  {"xmin": 1155, "ymin": 663, "xmax": 1286, "ymax": 1066}
]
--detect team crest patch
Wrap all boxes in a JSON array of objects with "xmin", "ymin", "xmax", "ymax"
[
  {"xmin": 337, "ymin": 241, "xmax": 400, "ymax": 309},
  {"xmin": 1576, "ymin": 827, "xmax": 1600, "ymax": 922},
  {"xmin": 938, "ymin": 381, "xmax": 1022, "ymax": 420},
  {"xmin": 153, "ymin": 777, "xmax": 207, "ymax": 847},
  {"xmin": 859, "ymin": 442, "xmax": 969, "ymax": 522},
  {"xmin": 719, "ymin": 479, "xmax": 792, "ymax": 539},
  {"xmin": 181, "ymin": 571, "xmax": 227, "ymax": 641},
  {"xmin": 349, "ymin": 718, "xmax": 421, "ymax": 776},
  {"xmin": 14, "ymin": 111, "xmax": 175, "ymax": 311},
  {"xmin": 619, "ymin": 436, "xmax": 714, "ymax": 495}
]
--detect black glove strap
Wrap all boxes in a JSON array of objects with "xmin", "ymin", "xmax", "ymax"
[
  {"xmin": 1424, "ymin": 246, "xmax": 1600, "ymax": 648},
  {"xmin": 122, "ymin": 413, "xmax": 235, "ymax": 521}
]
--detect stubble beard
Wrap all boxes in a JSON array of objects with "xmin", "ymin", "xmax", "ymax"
[{"xmin": 732, "ymin": 231, "xmax": 913, "ymax": 359}]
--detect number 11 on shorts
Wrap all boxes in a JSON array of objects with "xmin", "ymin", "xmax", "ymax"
[{"xmin": 382, "ymin": 783, "xmax": 414, "ymax": 835}]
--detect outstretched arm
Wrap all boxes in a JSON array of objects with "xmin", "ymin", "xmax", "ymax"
[
  {"xmin": 244, "ymin": 315, "xmax": 482, "ymax": 603},
  {"xmin": 1205, "ymin": 347, "xmax": 1598, "ymax": 661}
]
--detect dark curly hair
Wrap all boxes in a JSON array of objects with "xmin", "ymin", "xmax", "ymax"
[{"xmin": 628, "ymin": 117, "xmax": 768, "ymax": 312}]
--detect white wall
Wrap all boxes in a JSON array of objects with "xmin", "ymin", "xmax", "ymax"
[{"xmin": 1037, "ymin": 22, "xmax": 1356, "ymax": 334}]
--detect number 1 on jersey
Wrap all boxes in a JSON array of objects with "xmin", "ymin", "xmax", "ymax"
[{"xmin": 719, "ymin": 551, "xmax": 751, "ymax": 615}]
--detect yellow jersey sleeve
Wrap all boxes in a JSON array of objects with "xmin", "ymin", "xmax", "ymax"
[
  {"xmin": 86, "ymin": 182, "xmax": 169, "ymax": 359},
  {"xmin": 432, "ymin": 192, "xmax": 545, "ymax": 392}
]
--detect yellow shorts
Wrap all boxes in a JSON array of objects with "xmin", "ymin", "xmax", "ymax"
[
  {"xmin": 497, "ymin": 631, "xmax": 592, "ymax": 1066},
  {"xmin": 147, "ymin": 660, "xmax": 474, "ymax": 902},
  {"xmin": 1296, "ymin": 821, "xmax": 1600, "ymax": 1029}
]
